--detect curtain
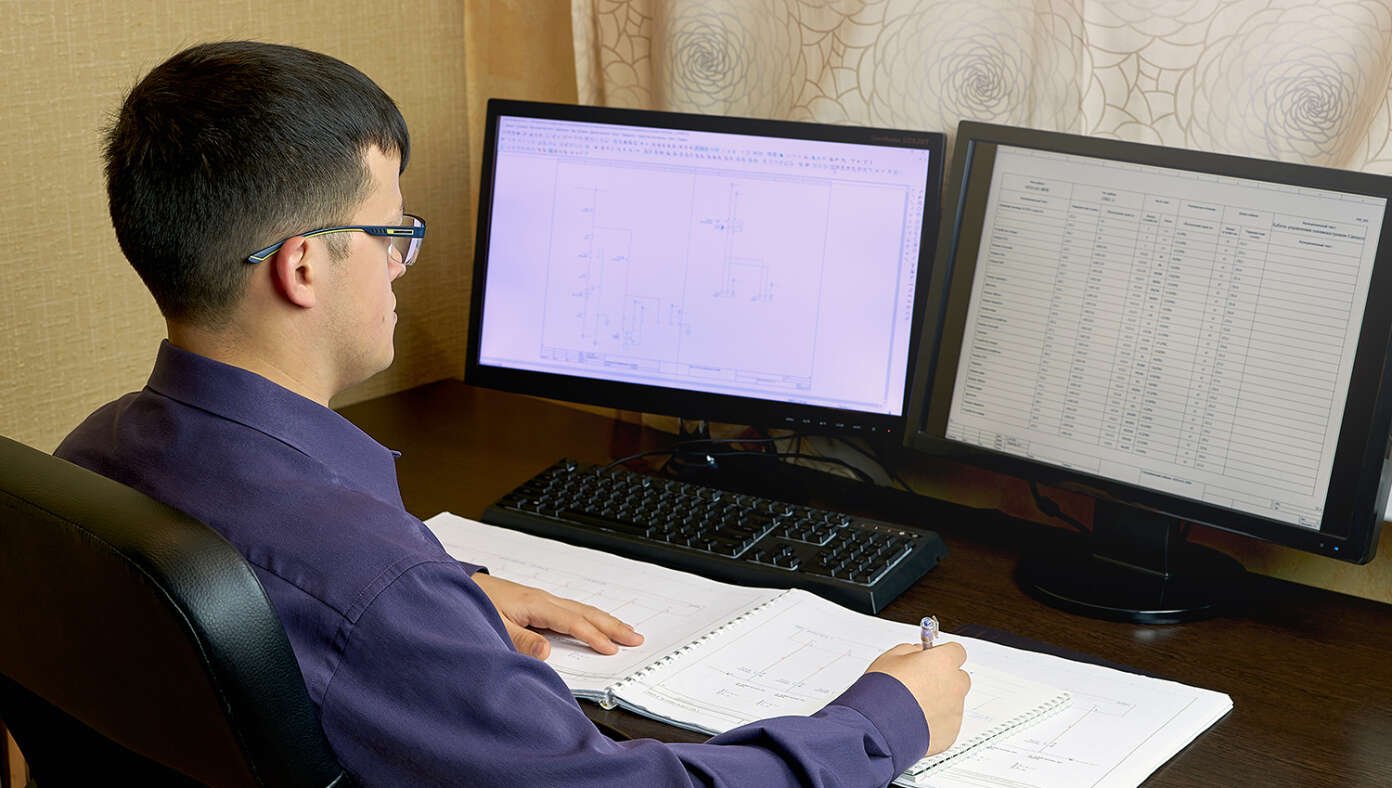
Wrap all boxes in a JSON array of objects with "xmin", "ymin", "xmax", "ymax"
[{"xmin": 572, "ymin": 0, "xmax": 1392, "ymax": 171}]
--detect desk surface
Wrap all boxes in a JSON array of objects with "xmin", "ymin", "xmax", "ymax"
[{"xmin": 339, "ymin": 381, "xmax": 1392, "ymax": 787}]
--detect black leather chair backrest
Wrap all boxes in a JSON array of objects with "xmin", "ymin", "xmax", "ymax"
[{"xmin": 0, "ymin": 436, "xmax": 354, "ymax": 787}]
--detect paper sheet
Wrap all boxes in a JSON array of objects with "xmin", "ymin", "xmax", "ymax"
[
  {"xmin": 426, "ymin": 511, "xmax": 775, "ymax": 696},
  {"xmin": 613, "ymin": 590, "xmax": 1064, "ymax": 740},
  {"xmin": 895, "ymin": 638, "xmax": 1232, "ymax": 788}
]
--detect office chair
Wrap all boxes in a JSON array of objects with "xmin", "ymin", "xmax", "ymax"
[{"xmin": 0, "ymin": 435, "xmax": 355, "ymax": 787}]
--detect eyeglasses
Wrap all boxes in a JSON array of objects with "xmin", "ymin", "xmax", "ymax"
[{"xmin": 246, "ymin": 213, "xmax": 426, "ymax": 266}]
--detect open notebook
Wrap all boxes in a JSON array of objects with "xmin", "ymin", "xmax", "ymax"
[{"xmin": 426, "ymin": 512, "xmax": 1070, "ymax": 779}]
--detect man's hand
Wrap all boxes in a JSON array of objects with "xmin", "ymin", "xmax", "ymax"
[
  {"xmin": 472, "ymin": 573, "xmax": 645, "ymax": 660},
  {"xmin": 867, "ymin": 641, "xmax": 970, "ymax": 756}
]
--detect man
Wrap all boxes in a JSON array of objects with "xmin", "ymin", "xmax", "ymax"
[{"xmin": 58, "ymin": 41, "xmax": 970, "ymax": 786}]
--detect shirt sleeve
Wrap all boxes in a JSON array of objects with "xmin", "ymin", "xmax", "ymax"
[{"xmin": 317, "ymin": 560, "xmax": 928, "ymax": 787}]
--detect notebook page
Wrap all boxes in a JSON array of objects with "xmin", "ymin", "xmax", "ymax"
[
  {"xmin": 892, "ymin": 637, "xmax": 1233, "ymax": 788},
  {"xmin": 609, "ymin": 588, "xmax": 1069, "ymax": 774},
  {"xmin": 425, "ymin": 512, "xmax": 778, "ymax": 697}
]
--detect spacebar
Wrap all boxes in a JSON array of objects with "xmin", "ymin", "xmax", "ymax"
[{"xmin": 556, "ymin": 509, "xmax": 649, "ymax": 538}]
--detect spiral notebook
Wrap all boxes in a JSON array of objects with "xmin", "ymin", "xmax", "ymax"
[
  {"xmin": 595, "ymin": 587, "xmax": 1072, "ymax": 780},
  {"xmin": 426, "ymin": 512, "xmax": 1071, "ymax": 779}
]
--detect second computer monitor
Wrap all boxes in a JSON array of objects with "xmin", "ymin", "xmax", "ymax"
[{"xmin": 907, "ymin": 121, "xmax": 1392, "ymax": 619}]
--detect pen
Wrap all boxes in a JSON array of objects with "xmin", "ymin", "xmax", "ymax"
[{"xmin": 920, "ymin": 615, "xmax": 939, "ymax": 649}]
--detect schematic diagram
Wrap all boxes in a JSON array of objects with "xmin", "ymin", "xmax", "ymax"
[
  {"xmin": 540, "ymin": 162, "xmax": 832, "ymax": 389},
  {"xmin": 701, "ymin": 183, "xmax": 774, "ymax": 303}
]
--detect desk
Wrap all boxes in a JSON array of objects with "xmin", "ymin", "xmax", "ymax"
[{"xmin": 339, "ymin": 380, "xmax": 1392, "ymax": 787}]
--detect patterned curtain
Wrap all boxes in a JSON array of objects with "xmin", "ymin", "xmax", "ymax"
[{"xmin": 572, "ymin": 0, "xmax": 1392, "ymax": 171}]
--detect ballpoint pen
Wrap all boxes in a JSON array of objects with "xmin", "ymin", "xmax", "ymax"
[{"xmin": 920, "ymin": 615, "xmax": 939, "ymax": 649}]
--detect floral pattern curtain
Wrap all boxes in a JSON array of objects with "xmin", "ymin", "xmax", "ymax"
[{"xmin": 572, "ymin": 0, "xmax": 1392, "ymax": 171}]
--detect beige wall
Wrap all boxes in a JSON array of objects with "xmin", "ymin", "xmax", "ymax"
[
  {"xmin": 1, "ymin": 1, "xmax": 580, "ymax": 452},
  {"xmin": 2, "ymin": 1, "xmax": 1388, "ymax": 605}
]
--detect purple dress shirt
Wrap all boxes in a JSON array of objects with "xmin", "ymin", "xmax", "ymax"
[{"xmin": 56, "ymin": 341, "xmax": 929, "ymax": 787}]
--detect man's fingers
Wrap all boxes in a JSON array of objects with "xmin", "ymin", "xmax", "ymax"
[
  {"xmin": 931, "ymin": 641, "xmax": 968, "ymax": 666},
  {"xmin": 477, "ymin": 572, "xmax": 643, "ymax": 656},
  {"xmin": 504, "ymin": 617, "xmax": 551, "ymax": 660},
  {"xmin": 551, "ymin": 599, "xmax": 645, "ymax": 648},
  {"xmin": 528, "ymin": 603, "xmax": 623, "ymax": 654}
]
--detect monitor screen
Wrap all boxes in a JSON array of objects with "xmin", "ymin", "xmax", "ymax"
[
  {"xmin": 467, "ymin": 99, "xmax": 945, "ymax": 440},
  {"xmin": 907, "ymin": 121, "xmax": 1392, "ymax": 618}
]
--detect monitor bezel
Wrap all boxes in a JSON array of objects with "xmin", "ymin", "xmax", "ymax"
[
  {"xmin": 466, "ymin": 98, "xmax": 947, "ymax": 442},
  {"xmin": 906, "ymin": 120, "xmax": 1392, "ymax": 563}
]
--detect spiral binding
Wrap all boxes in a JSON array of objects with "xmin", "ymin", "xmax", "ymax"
[
  {"xmin": 906, "ymin": 691, "xmax": 1073, "ymax": 775},
  {"xmin": 599, "ymin": 590, "xmax": 791, "ymax": 710}
]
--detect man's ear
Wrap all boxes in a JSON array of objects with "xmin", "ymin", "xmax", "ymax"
[{"xmin": 266, "ymin": 236, "xmax": 317, "ymax": 308}]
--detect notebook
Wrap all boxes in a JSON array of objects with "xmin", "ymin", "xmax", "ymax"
[{"xmin": 425, "ymin": 512, "xmax": 1071, "ymax": 779}]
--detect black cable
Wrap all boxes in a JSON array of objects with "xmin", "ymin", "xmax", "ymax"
[
  {"xmin": 832, "ymin": 436, "xmax": 916, "ymax": 494},
  {"xmin": 698, "ymin": 433, "xmax": 798, "ymax": 449},
  {"xmin": 602, "ymin": 432, "xmax": 886, "ymax": 488},
  {"xmin": 656, "ymin": 448, "xmax": 877, "ymax": 485},
  {"xmin": 601, "ymin": 448, "xmax": 676, "ymax": 471},
  {"xmin": 873, "ymin": 446, "xmax": 916, "ymax": 494},
  {"xmin": 1029, "ymin": 480, "xmax": 1090, "ymax": 534},
  {"xmin": 767, "ymin": 451, "xmax": 878, "ymax": 485},
  {"xmin": 602, "ymin": 433, "xmax": 803, "ymax": 472},
  {"xmin": 609, "ymin": 446, "xmax": 877, "ymax": 486},
  {"xmin": 780, "ymin": 434, "xmax": 873, "ymax": 483}
]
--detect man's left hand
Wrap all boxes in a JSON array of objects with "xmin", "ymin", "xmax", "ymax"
[{"xmin": 472, "ymin": 573, "xmax": 645, "ymax": 660}]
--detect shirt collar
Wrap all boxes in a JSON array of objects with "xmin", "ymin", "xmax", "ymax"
[{"xmin": 146, "ymin": 340, "xmax": 404, "ymax": 506}]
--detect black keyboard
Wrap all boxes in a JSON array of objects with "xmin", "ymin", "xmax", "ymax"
[{"xmin": 482, "ymin": 459, "xmax": 946, "ymax": 613}]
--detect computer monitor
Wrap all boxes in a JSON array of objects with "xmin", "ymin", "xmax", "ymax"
[
  {"xmin": 466, "ymin": 99, "xmax": 945, "ymax": 450},
  {"xmin": 907, "ymin": 120, "xmax": 1392, "ymax": 622}
]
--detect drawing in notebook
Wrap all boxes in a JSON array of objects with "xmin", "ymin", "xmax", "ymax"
[{"xmin": 426, "ymin": 512, "xmax": 1071, "ymax": 779}]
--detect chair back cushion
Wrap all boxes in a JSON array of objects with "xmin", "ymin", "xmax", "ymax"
[{"xmin": 0, "ymin": 436, "xmax": 351, "ymax": 787}]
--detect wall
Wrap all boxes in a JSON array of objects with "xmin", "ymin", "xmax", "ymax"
[
  {"xmin": 0, "ymin": 0, "xmax": 479, "ymax": 452},
  {"xmin": 0, "ymin": 0, "xmax": 587, "ymax": 452}
]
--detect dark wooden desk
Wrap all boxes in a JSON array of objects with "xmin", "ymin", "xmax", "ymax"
[{"xmin": 340, "ymin": 381, "xmax": 1392, "ymax": 787}]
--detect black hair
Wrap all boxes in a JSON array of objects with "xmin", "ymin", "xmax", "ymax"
[{"xmin": 104, "ymin": 41, "xmax": 410, "ymax": 325}]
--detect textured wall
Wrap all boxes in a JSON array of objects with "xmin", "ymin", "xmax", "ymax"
[
  {"xmin": 575, "ymin": 0, "xmax": 1392, "ymax": 171},
  {"xmin": 0, "ymin": 0, "xmax": 476, "ymax": 451}
]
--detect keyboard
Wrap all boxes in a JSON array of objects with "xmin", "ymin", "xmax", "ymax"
[{"xmin": 482, "ymin": 459, "xmax": 947, "ymax": 613}]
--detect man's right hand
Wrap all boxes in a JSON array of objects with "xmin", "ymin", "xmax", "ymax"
[{"xmin": 867, "ymin": 641, "xmax": 970, "ymax": 756}]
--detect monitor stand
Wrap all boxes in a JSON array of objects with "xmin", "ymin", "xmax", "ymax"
[
  {"xmin": 1016, "ymin": 501, "xmax": 1247, "ymax": 624},
  {"xmin": 664, "ymin": 419, "xmax": 723, "ymax": 477},
  {"xmin": 659, "ymin": 420, "xmax": 889, "ymax": 514},
  {"xmin": 664, "ymin": 419, "xmax": 786, "ymax": 486}
]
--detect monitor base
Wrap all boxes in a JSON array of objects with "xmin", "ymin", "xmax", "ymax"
[{"xmin": 1017, "ymin": 504, "xmax": 1248, "ymax": 624}]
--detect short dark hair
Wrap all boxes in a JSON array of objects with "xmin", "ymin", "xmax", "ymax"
[{"xmin": 104, "ymin": 41, "xmax": 410, "ymax": 325}]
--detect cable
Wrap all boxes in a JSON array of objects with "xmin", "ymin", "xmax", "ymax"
[
  {"xmin": 1029, "ymin": 480, "xmax": 1090, "ymax": 534},
  {"xmin": 663, "ymin": 448, "xmax": 878, "ymax": 485},
  {"xmin": 601, "ymin": 433, "xmax": 803, "ymax": 472},
  {"xmin": 832, "ymin": 436, "xmax": 916, "ymax": 494},
  {"xmin": 601, "ymin": 448, "xmax": 676, "ymax": 471},
  {"xmin": 599, "ymin": 430, "xmax": 892, "ymax": 489},
  {"xmin": 696, "ymin": 433, "xmax": 798, "ymax": 450},
  {"xmin": 768, "ymin": 451, "xmax": 878, "ymax": 485},
  {"xmin": 604, "ymin": 445, "xmax": 876, "ymax": 486}
]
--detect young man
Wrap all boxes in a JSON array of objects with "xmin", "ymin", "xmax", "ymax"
[{"xmin": 57, "ymin": 41, "xmax": 970, "ymax": 786}]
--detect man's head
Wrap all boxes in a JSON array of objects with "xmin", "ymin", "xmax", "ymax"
[{"xmin": 104, "ymin": 41, "xmax": 410, "ymax": 328}]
